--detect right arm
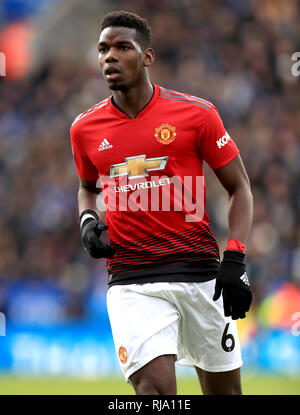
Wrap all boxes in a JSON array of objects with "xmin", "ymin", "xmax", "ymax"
[
  {"xmin": 78, "ymin": 177, "xmax": 106, "ymax": 224},
  {"xmin": 70, "ymin": 125, "xmax": 112, "ymax": 258}
]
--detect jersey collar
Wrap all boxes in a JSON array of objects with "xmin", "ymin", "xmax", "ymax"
[{"xmin": 108, "ymin": 84, "xmax": 160, "ymax": 120}]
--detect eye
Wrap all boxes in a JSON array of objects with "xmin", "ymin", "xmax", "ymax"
[
  {"xmin": 120, "ymin": 45, "xmax": 129, "ymax": 51},
  {"xmin": 98, "ymin": 47, "xmax": 107, "ymax": 53}
]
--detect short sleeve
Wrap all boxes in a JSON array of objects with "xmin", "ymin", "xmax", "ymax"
[
  {"xmin": 70, "ymin": 126, "xmax": 99, "ymax": 181},
  {"xmin": 198, "ymin": 107, "xmax": 239, "ymax": 170}
]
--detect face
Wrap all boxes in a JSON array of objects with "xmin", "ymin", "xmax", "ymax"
[{"xmin": 98, "ymin": 26, "xmax": 153, "ymax": 91}]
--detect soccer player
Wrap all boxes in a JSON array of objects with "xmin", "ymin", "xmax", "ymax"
[{"xmin": 70, "ymin": 11, "xmax": 253, "ymax": 395}]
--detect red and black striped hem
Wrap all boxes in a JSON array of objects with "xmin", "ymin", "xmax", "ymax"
[
  {"xmin": 107, "ymin": 257, "xmax": 220, "ymax": 287},
  {"xmin": 106, "ymin": 224, "xmax": 219, "ymax": 276}
]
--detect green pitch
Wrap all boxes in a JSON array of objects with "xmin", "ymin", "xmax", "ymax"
[{"xmin": 0, "ymin": 374, "xmax": 299, "ymax": 395}]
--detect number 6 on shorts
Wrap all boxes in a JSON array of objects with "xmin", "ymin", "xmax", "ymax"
[{"xmin": 221, "ymin": 322, "xmax": 235, "ymax": 352}]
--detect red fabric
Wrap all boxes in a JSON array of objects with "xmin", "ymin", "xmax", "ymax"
[
  {"xmin": 226, "ymin": 239, "xmax": 246, "ymax": 253},
  {"xmin": 70, "ymin": 84, "xmax": 240, "ymax": 275}
]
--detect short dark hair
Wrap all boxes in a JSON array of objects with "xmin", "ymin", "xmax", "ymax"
[{"xmin": 101, "ymin": 11, "xmax": 152, "ymax": 50}]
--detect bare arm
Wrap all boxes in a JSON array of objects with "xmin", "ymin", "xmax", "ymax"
[
  {"xmin": 78, "ymin": 177, "xmax": 106, "ymax": 223},
  {"xmin": 214, "ymin": 154, "xmax": 253, "ymax": 245}
]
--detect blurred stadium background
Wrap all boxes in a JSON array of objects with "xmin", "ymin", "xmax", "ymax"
[{"xmin": 0, "ymin": 0, "xmax": 300, "ymax": 395}]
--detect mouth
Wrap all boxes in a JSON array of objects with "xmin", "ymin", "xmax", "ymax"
[
  {"xmin": 106, "ymin": 73, "xmax": 121, "ymax": 80},
  {"xmin": 104, "ymin": 67, "xmax": 121, "ymax": 80}
]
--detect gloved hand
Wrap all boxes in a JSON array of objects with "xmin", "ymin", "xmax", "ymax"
[
  {"xmin": 213, "ymin": 250, "xmax": 252, "ymax": 320},
  {"xmin": 80, "ymin": 210, "xmax": 114, "ymax": 259}
]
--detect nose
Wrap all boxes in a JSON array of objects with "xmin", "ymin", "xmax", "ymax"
[{"xmin": 105, "ymin": 47, "xmax": 118, "ymax": 63}]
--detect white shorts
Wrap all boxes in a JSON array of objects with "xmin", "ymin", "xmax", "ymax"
[{"xmin": 106, "ymin": 280, "xmax": 243, "ymax": 382}]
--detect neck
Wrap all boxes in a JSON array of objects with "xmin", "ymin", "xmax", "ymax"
[{"xmin": 111, "ymin": 79, "xmax": 154, "ymax": 118}]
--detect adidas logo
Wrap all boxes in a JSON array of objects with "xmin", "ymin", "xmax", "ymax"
[
  {"xmin": 98, "ymin": 138, "xmax": 113, "ymax": 151},
  {"xmin": 240, "ymin": 272, "xmax": 250, "ymax": 286}
]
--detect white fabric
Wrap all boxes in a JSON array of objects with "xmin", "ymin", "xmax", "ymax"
[
  {"xmin": 80, "ymin": 213, "xmax": 96, "ymax": 229},
  {"xmin": 106, "ymin": 280, "xmax": 243, "ymax": 382}
]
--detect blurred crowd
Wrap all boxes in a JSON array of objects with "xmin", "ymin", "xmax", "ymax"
[{"xmin": 0, "ymin": 0, "xmax": 300, "ymax": 320}]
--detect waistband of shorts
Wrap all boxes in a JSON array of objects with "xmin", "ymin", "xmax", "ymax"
[{"xmin": 108, "ymin": 259, "xmax": 219, "ymax": 287}]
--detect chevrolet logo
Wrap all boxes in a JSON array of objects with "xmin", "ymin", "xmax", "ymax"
[{"xmin": 110, "ymin": 155, "xmax": 168, "ymax": 179}]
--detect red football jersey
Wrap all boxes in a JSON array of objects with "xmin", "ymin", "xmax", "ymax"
[{"xmin": 70, "ymin": 84, "xmax": 239, "ymax": 285}]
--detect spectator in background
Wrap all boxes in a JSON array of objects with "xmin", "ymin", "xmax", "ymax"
[{"xmin": 0, "ymin": 0, "xmax": 299, "ymax": 320}]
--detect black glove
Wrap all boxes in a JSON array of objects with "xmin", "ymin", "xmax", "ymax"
[
  {"xmin": 213, "ymin": 250, "xmax": 252, "ymax": 320},
  {"xmin": 80, "ymin": 210, "xmax": 114, "ymax": 259}
]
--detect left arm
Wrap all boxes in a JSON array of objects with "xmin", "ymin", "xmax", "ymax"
[{"xmin": 214, "ymin": 154, "xmax": 253, "ymax": 246}]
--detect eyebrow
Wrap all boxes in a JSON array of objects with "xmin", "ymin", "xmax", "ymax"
[{"xmin": 98, "ymin": 40, "xmax": 133, "ymax": 47}]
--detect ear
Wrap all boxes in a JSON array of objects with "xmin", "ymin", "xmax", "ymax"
[{"xmin": 143, "ymin": 48, "xmax": 155, "ymax": 67}]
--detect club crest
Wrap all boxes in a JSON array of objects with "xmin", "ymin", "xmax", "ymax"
[
  {"xmin": 154, "ymin": 123, "xmax": 176, "ymax": 145},
  {"xmin": 118, "ymin": 346, "xmax": 128, "ymax": 364}
]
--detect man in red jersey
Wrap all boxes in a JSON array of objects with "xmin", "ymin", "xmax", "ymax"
[{"xmin": 70, "ymin": 11, "xmax": 253, "ymax": 395}]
